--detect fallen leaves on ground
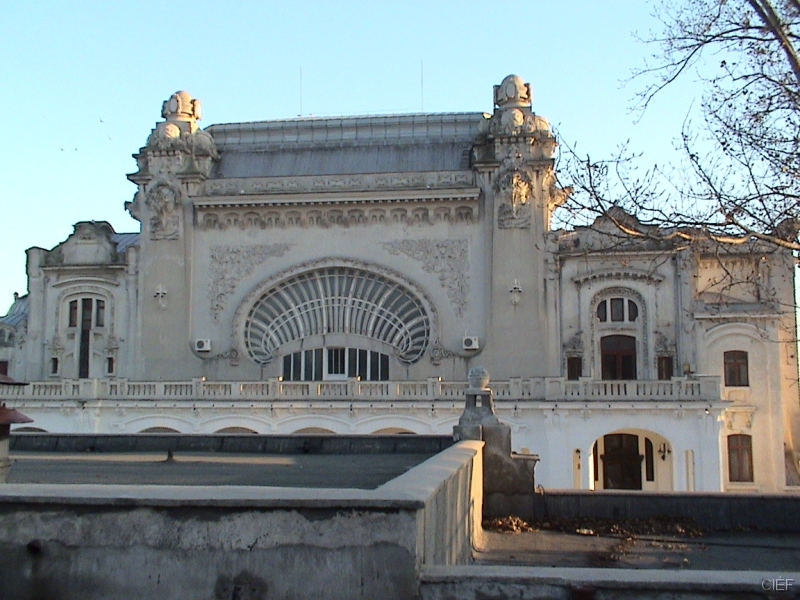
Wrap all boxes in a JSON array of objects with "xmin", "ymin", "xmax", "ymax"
[{"xmin": 482, "ymin": 516, "xmax": 537, "ymax": 533}]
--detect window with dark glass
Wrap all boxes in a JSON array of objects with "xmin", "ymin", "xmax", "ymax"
[
  {"xmin": 724, "ymin": 351, "xmax": 749, "ymax": 386},
  {"xmin": 727, "ymin": 434, "xmax": 754, "ymax": 482},
  {"xmin": 106, "ymin": 357, "xmax": 115, "ymax": 375},
  {"xmin": 596, "ymin": 298, "xmax": 639, "ymax": 323},
  {"xmin": 644, "ymin": 438, "xmax": 654, "ymax": 482},
  {"xmin": 68, "ymin": 300, "xmax": 78, "ymax": 327},
  {"xmin": 283, "ymin": 347, "xmax": 389, "ymax": 381},
  {"xmin": 96, "ymin": 300, "xmax": 105, "ymax": 327},
  {"xmin": 601, "ymin": 335, "xmax": 637, "ymax": 380},
  {"xmin": 657, "ymin": 356, "xmax": 674, "ymax": 380},
  {"xmin": 50, "ymin": 357, "xmax": 58, "ymax": 375},
  {"xmin": 596, "ymin": 302, "xmax": 607, "ymax": 322},
  {"xmin": 0, "ymin": 360, "xmax": 8, "ymax": 376},
  {"xmin": 567, "ymin": 356, "xmax": 582, "ymax": 380}
]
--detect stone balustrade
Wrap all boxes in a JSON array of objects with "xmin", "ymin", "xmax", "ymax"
[{"xmin": 0, "ymin": 376, "xmax": 720, "ymax": 403}]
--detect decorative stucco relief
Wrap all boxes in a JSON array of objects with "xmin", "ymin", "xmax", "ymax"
[
  {"xmin": 145, "ymin": 179, "xmax": 183, "ymax": 240},
  {"xmin": 203, "ymin": 171, "xmax": 474, "ymax": 196},
  {"xmin": 209, "ymin": 244, "xmax": 292, "ymax": 320},
  {"xmin": 196, "ymin": 203, "xmax": 476, "ymax": 231},
  {"xmin": 382, "ymin": 239, "xmax": 469, "ymax": 318},
  {"xmin": 495, "ymin": 151, "xmax": 533, "ymax": 229}
]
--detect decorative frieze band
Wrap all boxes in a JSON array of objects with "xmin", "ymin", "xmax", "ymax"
[
  {"xmin": 203, "ymin": 171, "xmax": 475, "ymax": 197},
  {"xmin": 195, "ymin": 201, "xmax": 478, "ymax": 231}
]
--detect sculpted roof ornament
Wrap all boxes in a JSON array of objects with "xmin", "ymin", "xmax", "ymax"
[
  {"xmin": 478, "ymin": 75, "xmax": 552, "ymax": 144},
  {"xmin": 494, "ymin": 75, "xmax": 532, "ymax": 109},
  {"xmin": 144, "ymin": 90, "xmax": 218, "ymax": 159}
]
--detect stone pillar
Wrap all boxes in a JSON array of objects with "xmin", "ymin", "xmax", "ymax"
[
  {"xmin": 454, "ymin": 367, "xmax": 539, "ymax": 518},
  {"xmin": 0, "ymin": 402, "xmax": 33, "ymax": 483}
]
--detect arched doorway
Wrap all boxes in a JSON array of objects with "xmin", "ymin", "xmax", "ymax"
[{"xmin": 590, "ymin": 429, "xmax": 673, "ymax": 491}]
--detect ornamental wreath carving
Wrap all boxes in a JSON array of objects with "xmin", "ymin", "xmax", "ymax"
[
  {"xmin": 145, "ymin": 180, "xmax": 183, "ymax": 240},
  {"xmin": 495, "ymin": 152, "xmax": 534, "ymax": 229},
  {"xmin": 382, "ymin": 239, "xmax": 469, "ymax": 317},
  {"xmin": 209, "ymin": 244, "xmax": 292, "ymax": 320}
]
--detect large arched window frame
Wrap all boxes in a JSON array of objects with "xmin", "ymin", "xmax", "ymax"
[
  {"xmin": 54, "ymin": 286, "xmax": 116, "ymax": 379},
  {"xmin": 590, "ymin": 287, "xmax": 647, "ymax": 380},
  {"xmin": 237, "ymin": 261, "xmax": 437, "ymax": 368}
]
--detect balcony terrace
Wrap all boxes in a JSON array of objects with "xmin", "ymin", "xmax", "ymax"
[{"xmin": 0, "ymin": 376, "xmax": 720, "ymax": 404}]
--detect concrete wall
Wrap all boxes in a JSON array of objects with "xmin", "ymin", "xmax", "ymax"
[
  {"xmin": 486, "ymin": 489, "xmax": 800, "ymax": 532},
  {"xmin": 0, "ymin": 440, "xmax": 483, "ymax": 600}
]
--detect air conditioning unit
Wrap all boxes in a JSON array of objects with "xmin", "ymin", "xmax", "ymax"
[
  {"xmin": 195, "ymin": 339, "xmax": 212, "ymax": 352},
  {"xmin": 462, "ymin": 336, "xmax": 480, "ymax": 351}
]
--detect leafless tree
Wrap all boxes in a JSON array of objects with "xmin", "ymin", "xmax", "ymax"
[{"xmin": 556, "ymin": 0, "xmax": 800, "ymax": 251}]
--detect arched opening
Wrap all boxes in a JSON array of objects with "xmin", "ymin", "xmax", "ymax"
[
  {"xmin": 215, "ymin": 427, "xmax": 257, "ymax": 434},
  {"xmin": 243, "ymin": 267, "xmax": 431, "ymax": 368},
  {"xmin": 139, "ymin": 427, "xmax": 180, "ymax": 433},
  {"xmin": 293, "ymin": 427, "xmax": 336, "ymax": 434},
  {"xmin": 589, "ymin": 429, "xmax": 673, "ymax": 491}
]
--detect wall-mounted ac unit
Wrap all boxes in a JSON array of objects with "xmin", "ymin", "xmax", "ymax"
[
  {"xmin": 195, "ymin": 339, "xmax": 212, "ymax": 352},
  {"xmin": 462, "ymin": 336, "xmax": 480, "ymax": 351}
]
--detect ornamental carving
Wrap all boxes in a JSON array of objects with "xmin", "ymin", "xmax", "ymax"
[
  {"xmin": 203, "ymin": 171, "xmax": 475, "ymax": 196},
  {"xmin": 563, "ymin": 332, "xmax": 584, "ymax": 357},
  {"xmin": 383, "ymin": 239, "xmax": 469, "ymax": 317},
  {"xmin": 429, "ymin": 338, "xmax": 455, "ymax": 365},
  {"xmin": 209, "ymin": 244, "xmax": 292, "ymax": 320},
  {"xmin": 196, "ymin": 203, "xmax": 476, "ymax": 231},
  {"xmin": 145, "ymin": 180, "xmax": 183, "ymax": 240},
  {"xmin": 495, "ymin": 151, "xmax": 534, "ymax": 229}
]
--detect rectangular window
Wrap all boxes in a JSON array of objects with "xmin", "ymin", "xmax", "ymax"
[
  {"xmin": 724, "ymin": 351, "xmax": 749, "ymax": 386},
  {"xmin": 68, "ymin": 300, "xmax": 78, "ymax": 327},
  {"xmin": 50, "ymin": 357, "xmax": 58, "ymax": 375},
  {"xmin": 327, "ymin": 348, "xmax": 345, "ymax": 375},
  {"xmin": 95, "ymin": 300, "xmax": 105, "ymax": 327},
  {"xmin": 728, "ymin": 434, "xmax": 754, "ymax": 482},
  {"xmin": 567, "ymin": 356, "xmax": 582, "ymax": 380},
  {"xmin": 0, "ymin": 360, "xmax": 8, "ymax": 376},
  {"xmin": 657, "ymin": 356, "xmax": 674, "ymax": 380},
  {"xmin": 106, "ymin": 356, "xmax": 115, "ymax": 375},
  {"xmin": 357, "ymin": 349, "xmax": 368, "ymax": 380},
  {"xmin": 347, "ymin": 348, "xmax": 358, "ymax": 378}
]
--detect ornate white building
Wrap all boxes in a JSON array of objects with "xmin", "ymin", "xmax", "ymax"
[{"xmin": 2, "ymin": 76, "xmax": 799, "ymax": 493}]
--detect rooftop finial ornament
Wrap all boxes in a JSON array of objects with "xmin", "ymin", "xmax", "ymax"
[
  {"xmin": 162, "ymin": 91, "xmax": 202, "ymax": 129},
  {"xmin": 494, "ymin": 74, "xmax": 532, "ymax": 109}
]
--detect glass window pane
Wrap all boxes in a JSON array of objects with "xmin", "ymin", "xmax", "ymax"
[
  {"xmin": 282, "ymin": 354, "xmax": 292, "ymax": 381},
  {"xmin": 314, "ymin": 348, "xmax": 323, "ymax": 381},
  {"xmin": 610, "ymin": 298, "xmax": 624, "ymax": 321},
  {"xmin": 69, "ymin": 300, "xmax": 78, "ymax": 327},
  {"xmin": 567, "ymin": 356, "xmax": 582, "ymax": 380},
  {"xmin": 369, "ymin": 351, "xmax": 379, "ymax": 381},
  {"xmin": 96, "ymin": 300, "xmax": 105, "ymax": 327},
  {"xmin": 596, "ymin": 301, "xmax": 607, "ymax": 322},
  {"xmin": 628, "ymin": 300, "xmax": 638, "ymax": 321},
  {"xmin": 357, "ymin": 349, "xmax": 368, "ymax": 380},
  {"xmin": 347, "ymin": 348, "xmax": 357, "ymax": 378},
  {"xmin": 379, "ymin": 353, "xmax": 389, "ymax": 381}
]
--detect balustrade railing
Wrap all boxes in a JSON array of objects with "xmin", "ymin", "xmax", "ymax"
[{"xmin": 0, "ymin": 375, "xmax": 720, "ymax": 403}]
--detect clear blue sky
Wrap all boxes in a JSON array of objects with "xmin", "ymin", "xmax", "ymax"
[{"xmin": 0, "ymin": 0, "xmax": 703, "ymax": 312}]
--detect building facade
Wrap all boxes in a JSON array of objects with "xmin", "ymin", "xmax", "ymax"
[{"xmin": 2, "ymin": 76, "xmax": 799, "ymax": 493}]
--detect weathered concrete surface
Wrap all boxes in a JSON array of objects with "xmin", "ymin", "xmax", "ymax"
[
  {"xmin": 0, "ymin": 441, "xmax": 484, "ymax": 600},
  {"xmin": 8, "ymin": 451, "xmax": 433, "ymax": 489},
  {"xmin": 420, "ymin": 565, "xmax": 800, "ymax": 599}
]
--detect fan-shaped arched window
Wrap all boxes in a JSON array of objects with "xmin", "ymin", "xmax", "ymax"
[{"xmin": 244, "ymin": 267, "xmax": 430, "ymax": 365}]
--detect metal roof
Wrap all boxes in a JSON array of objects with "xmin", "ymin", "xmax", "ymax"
[{"xmin": 0, "ymin": 294, "xmax": 28, "ymax": 329}]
